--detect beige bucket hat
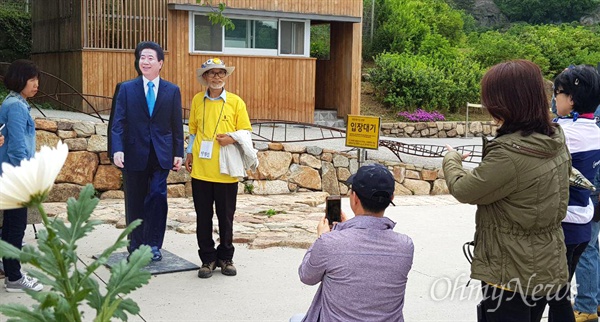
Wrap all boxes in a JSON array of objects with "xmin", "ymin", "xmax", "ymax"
[{"xmin": 196, "ymin": 58, "xmax": 235, "ymax": 86}]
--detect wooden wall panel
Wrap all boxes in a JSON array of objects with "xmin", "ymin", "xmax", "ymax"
[
  {"xmin": 31, "ymin": 0, "xmax": 83, "ymax": 52},
  {"xmin": 77, "ymin": 51, "xmax": 316, "ymax": 122},
  {"xmin": 82, "ymin": 0, "xmax": 168, "ymax": 50},
  {"xmin": 315, "ymin": 22, "xmax": 361, "ymax": 119},
  {"xmin": 30, "ymin": 52, "xmax": 84, "ymax": 111},
  {"xmin": 170, "ymin": 0, "xmax": 363, "ymax": 18},
  {"xmin": 315, "ymin": 60, "xmax": 335, "ymax": 110}
]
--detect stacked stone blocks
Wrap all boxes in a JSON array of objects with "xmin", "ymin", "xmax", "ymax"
[{"xmin": 33, "ymin": 118, "xmax": 452, "ymax": 202}]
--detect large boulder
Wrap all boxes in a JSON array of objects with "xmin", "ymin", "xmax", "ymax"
[
  {"xmin": 56, "ymin": 151, "xmax": 99, "ymax": 185},
  {"xmin": 289, "ymin": 164, "xmax": 321, "ymax": 190},
  {"xmin": 93, "ymin": 165, "xmax": 122, "ymax": 191},
  {"xmin": 471, "ymin": 0, "xmax": 508, "ymax": 27}
]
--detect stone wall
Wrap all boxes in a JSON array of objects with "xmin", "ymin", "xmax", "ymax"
[
  {"xmin": 32, "ymin": 118, "xmax": 451, "ymax": 202},
  {"xmin": 382, "ymin": 121, "xmax": 498, "ymax": 138}
]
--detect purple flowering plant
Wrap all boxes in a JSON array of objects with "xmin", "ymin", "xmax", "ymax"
[{"xmin": 397, "ymin": 109, "xmax": 445, "ymax": 122}]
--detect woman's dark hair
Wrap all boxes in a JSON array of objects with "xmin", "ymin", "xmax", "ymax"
[
  {"xmin": 481, "ymin": 59, "xmax": 555, "ymax": 137},
  {"xmin": 553, "ymin": 65, "xmax": 600, "ymax": 114},
  {"xmin": 4, "ymin": 59, "xmax": 40, "ymax": 93}
]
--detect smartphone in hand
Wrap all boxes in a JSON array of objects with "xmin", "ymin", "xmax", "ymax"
[{"xmin": 325, "ymin": 195, "xmax": 342, "ymax": 225}]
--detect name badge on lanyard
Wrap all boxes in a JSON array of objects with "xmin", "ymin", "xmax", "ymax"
[
  {"xmin": 199, "ymin": 140, "xmax": 214, "ymax": 159},
  {"xmin": 199, "ymin": 97, "xmax": 225, "ymax": 160}
]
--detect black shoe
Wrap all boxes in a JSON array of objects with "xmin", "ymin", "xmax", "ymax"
[
  {"xmin": 150, "ymin": 246, "xmax": 162, "ymax": 262},
  {"xmin": 217, "ymin": 259, "xmax": 237, "ymax": 276},
  {"xmin": 197, "ymin": 261, "xmax": 217, "ymax": 278}
]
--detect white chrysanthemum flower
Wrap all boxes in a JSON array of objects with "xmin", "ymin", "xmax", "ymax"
[{"xmin": 0, "ymin": 141, "xmax": 68, "ymax": 209}]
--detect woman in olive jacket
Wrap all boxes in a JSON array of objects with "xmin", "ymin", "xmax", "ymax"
[{"xmin": 443, "ymin": 60, "xmax": 572, "ymax": 322}]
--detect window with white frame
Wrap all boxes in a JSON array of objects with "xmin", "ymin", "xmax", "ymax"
[
  {"xmin": 280, "ymin": 21, "xmax": 306, "ymax": 55},
  {"xmin": 191, "ymin": 14, "xmax": 309, "ymax": 57}
]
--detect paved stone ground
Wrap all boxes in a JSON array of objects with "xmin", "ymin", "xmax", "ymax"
[{"xmin": 42, "ymin": 193, "xmax": 461, "ymax": 250}]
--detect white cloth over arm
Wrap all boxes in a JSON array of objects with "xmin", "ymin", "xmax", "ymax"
[{"xmin": 219, "ymin": 130, "xmax": 259, "ymax": 179}]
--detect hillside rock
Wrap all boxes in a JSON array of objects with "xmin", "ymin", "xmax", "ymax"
[{"xmin": 471, "ymin": 0, "xmax": 508, "ymax": 27}]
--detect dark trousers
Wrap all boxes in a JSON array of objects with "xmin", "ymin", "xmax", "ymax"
[
  {"xmin": 192, "ymin": 178, "xmax": 237, "ymax": 264},
  {"xmin": 480, "ymin": 282, "xmax": 548, "ymax": 322},
  {"xmin": 547, "ymin": 242, "xmax": 589, "ymax": 322},
  {"xmin": 1, "ymin": 207, "xmax": 27, "ymax": 281},
  {"xmin": 122, "ymin": 147, "xmax": 169, "ymax": 252}
]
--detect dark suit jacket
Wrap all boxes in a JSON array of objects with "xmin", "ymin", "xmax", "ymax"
[{"xmin": 110, "ymin": 77, "xmax": 184, "ymax": 171}]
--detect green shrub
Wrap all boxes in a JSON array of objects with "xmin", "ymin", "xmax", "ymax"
[
  {"xmin": 367, "ymin": 0, "xmax": 465, "ymax": 59},
  {"xmin": 494, "ymin": 0, "xmax": 600, "ymax": 24},
  {"xmin": 466, "ymin": 30, "xmax": 549, "ymax": 74},
  {"xmin": 467, "ymin": 23, "xmax": 600, "ymax": 78},
  {"xmin": 507, "ymin": 24, "xmax": 600, "ymax": 77},
  {"xmin": 370, "ymin": 51, "xmax": 482, "ymax": 113},
  {"xmin": 0, "ymin": 5, "xmax": 31, "ymax": 61}
]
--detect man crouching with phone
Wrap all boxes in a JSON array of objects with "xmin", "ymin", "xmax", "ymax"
[{"xmin": 292, "ymin": 163, "xmax": 415, "ymax": 322}]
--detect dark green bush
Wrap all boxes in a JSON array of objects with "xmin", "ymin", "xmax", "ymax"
[
  {"xmin": 0, "ymin": 6, "xmax": 31, "ymax": 62},
  {"xmin": 467, "ymin": 23, "xmax": 600, "ymax": 78},
  {"xmin": 494, "ymin": 0, "xmax": 600, "ymax": 24},
  {"xmin": 367, "ymin": 0, "xmax": 465, "ymax": 59},
  {"xmin": 466, "ymin": 30, "xmax": 550, "ymax": 74},
  {"xmin": 370, "ymin": 51, "xmax": 482, "ymax": 113}
]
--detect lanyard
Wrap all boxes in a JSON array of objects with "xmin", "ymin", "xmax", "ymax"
[{"xmin": 201, "ymin": 97, "xmax": 226, "ymax": 140}]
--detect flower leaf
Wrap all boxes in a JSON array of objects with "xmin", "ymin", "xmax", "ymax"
[
  {"xmin": 0, "ymin": 304, "xmax": 52, "ymax": 321},
  {"xmin": 0, "ymin": 239, "xmax": 21, "ymax": 260},
  {"xmin": 64, "ymin": 185, "xmax": 101, "ymax": 243},
  {"xmin": 88, "ymin": 246, "xmax": 152, "ymax": 320},
  {"xmin": 105, "ymin": 246, "xmax": 153, "ymax": 296}
]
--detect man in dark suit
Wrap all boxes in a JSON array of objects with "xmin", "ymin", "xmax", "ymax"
[{"xmin": 110, "ymin": 41, "xmax": 184, "ymax": 261}]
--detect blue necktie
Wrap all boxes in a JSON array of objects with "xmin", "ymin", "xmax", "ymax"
[{"xmin": 147, "ymin": 82, "xmax": 156, "ymax": 116}]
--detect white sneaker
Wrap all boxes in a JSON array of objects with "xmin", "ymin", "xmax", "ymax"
[
  {"xmin": 5, "ymin": 275, "xmax": 43, "ymax": 292},
  {"xmin": 22, "ymin": 273, "xmax": 38, "ymax": 283}
]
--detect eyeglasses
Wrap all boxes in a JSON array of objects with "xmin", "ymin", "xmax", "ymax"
[{"xmin": 205, "ymin": 70, "xmax": 226, "ymax": 78}]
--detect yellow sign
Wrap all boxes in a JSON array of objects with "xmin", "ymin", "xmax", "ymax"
[{"xmin": 345, "ymin": 115, "xmax": 381, "ymax": 150}]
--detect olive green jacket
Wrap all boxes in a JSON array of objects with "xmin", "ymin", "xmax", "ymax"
[{"xmin": 443, "ymin": 126, "xmax": 571, "ymax": 296}]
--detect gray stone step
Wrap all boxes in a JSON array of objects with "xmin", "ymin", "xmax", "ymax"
[{"xmin": 314, "ymin": 109, "xmax": 345, "ymax": 128}]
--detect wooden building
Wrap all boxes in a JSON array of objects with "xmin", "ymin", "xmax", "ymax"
[{"xmin": 30, "ymin": 0, "xmax": 363, "ymax": 123}]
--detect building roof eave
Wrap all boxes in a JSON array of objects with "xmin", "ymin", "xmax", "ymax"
[{"xmin": 167, "ymin": 3, "xmax": 362, "ymax": 23}]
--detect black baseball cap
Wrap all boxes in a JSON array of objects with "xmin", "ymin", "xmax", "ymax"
[{"xmin": 347, "ymin": 163, "xmax": 396, "ymax": 206}]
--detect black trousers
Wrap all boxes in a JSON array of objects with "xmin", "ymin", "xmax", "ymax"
[
  {"xmin": 122, "ymin": 146, "xmax": 169, "ymax": 252},
  {"xmin": 192, "ymin": 178, "xmax": 237, "ymax": 264},
  {"xmin": 1, "ymin": 207, "xmax": 27, "ymax": 281},
  {"xmin": 480, "ymin": 282, "xmax": 548, "ymax": 322},
  {"xmin": 547, "ymin": 241, "xmax": 589, "ymax": 322}
]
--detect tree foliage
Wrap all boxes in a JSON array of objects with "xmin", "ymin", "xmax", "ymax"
[
  {"xmin": 367, "ymin": 0, "xmax": 465, "ymax": 58},
  {"xmin": 370, "ymin": 51, "xmax": 482, "ymax": 114},
  {"xmin": 467, "ymin": 23, "xmax": 600, "ymax": 78},
  {"xmin": 310, "ymin": 24, "xmax": 330, "ymax": 59},
  {"xmin": 494, "ymin": 0, "xmax": 600, "ymax": 24},
  {"xmin": 0, "ymin": 5, "xmax": 31, "ymax": 61}
]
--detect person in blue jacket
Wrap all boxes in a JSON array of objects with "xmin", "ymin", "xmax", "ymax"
[{"xmin": 0, "ymin": 60, "xmax": 44, "ymax": 292}]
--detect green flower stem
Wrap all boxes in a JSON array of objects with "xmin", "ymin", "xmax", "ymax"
[{"xmin": 36, "ymin": 203, "xmax": 83, "ymax": 322}]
